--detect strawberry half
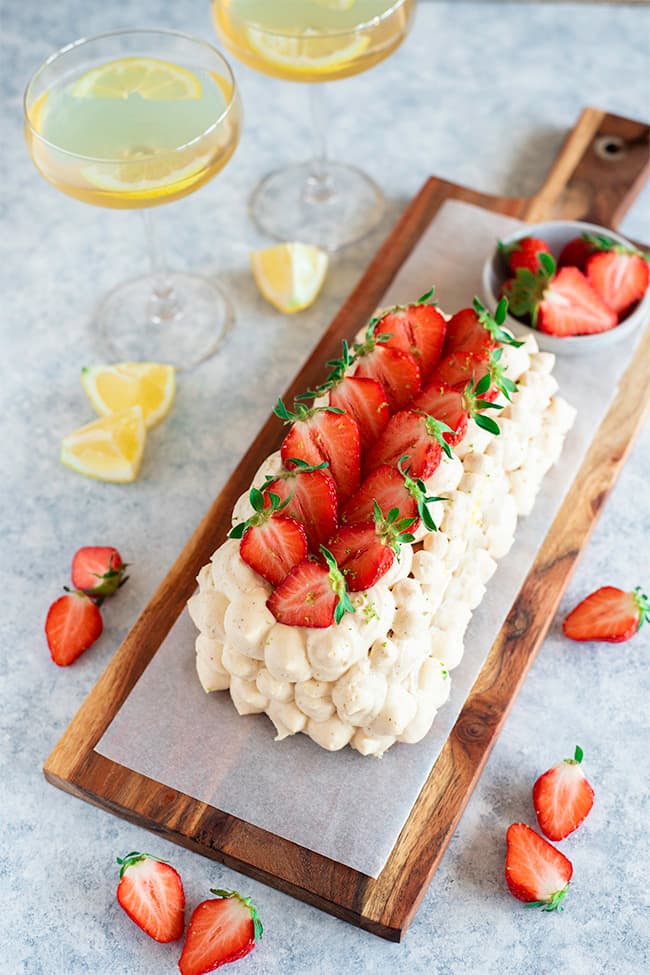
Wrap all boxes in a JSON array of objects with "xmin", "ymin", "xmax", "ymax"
[
  {"xmin": 329, "ymin": 375, "xmax": 390, "ymax": 451},
  {"xmin": 342, "ymin": 459, "xmax": 444, "ymax": 532},
  {"xmin": 586, "ymin": 249, "xmax": 649, "ymax": 319},
  {"xmin": 263, "ymin": 461, "xmax": 337, "ymax": 554},
  {"xmin": 500, "ymin": 236, "xmax": 552, "ymax": 275},
  {"xmin": 276, "ymin": 399, "xmax": 361, "ymax": 503},
  {"xmin": 363, "ymin": 409, "xmax": 452, "ymax": 480},
  {"xmin": 327, "ymin": 502, "xmax": 416, "ymax": 592},
  {"xmin": 230, "ymin": 487, "xmax": 307, "ymax": 587},
  {"xmin": 267, "ymin": 548, "xmax": 354, "ymax": 628},
  {"xmin": 507, "ymin": 253, "xmax": 617, "ymax": 336},
  {"xmin": 352, "ymin": 320, "xmax": 421, "ymax": 413},
  {"xmin": 178, "ymin": 888, "xmax": 262, "ymax": 975},
  {"xmin": 505, "ymin": 823, "xmax": 572, "ymax": 912},
  {"xmin": 563, "ymin": 585, "xmax": 649, "ymax": 643},
  {"xmin": 414, "ymin": 374, "xmax": 504, "ymax": 443},
  {"xmin": 45, "ymin": 591, "xmax": 103, "ymax": 666},
  {"xmin": 71, "ymin": 545, "xmax": 128, "ymax": 602},
  {"xmin": 443, "ymin": 297, "xmax": 522, "ymax": 359},
  {"xmin": 116, "ymin": 852, "xmax": 185, "ymax": 944},
  {"xmin": 533, "ymin": 745, "xmax": 595, "ymax": 841},
  {"xmin": 373, "ymin": 289, "xmax": 447, "ymax": 382}
]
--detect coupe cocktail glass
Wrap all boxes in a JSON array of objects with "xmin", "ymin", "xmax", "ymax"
[
  {"xmin": 25, "ymin": 29, "xmax": 243, "ymax": 370},
  {"xmin": 212, "ymin": 0, "xmax": 415, "ymax": 251}
]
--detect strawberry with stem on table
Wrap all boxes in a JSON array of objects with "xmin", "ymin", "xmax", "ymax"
[
  {"xmin": 263, "ymin": 459, "xmax": 338, "ymax": 554},
  {"xmin": 178, "ymin": 888, "xmax": 263, "ymax": 975},
  {"xmin": 45, "ymin": 590, "xmax": 103, "ymax": 666},
  {"xmin": 352, "ymin": 318, "xmax": 422, "ymax": 413},
  {"xmin": 505, "ymin": 823, "xmax": 573, "ymax": 912},
  {"xmin": 563, "ymin": 585, "xmax": 649, "ymax": 643},
  {"xmin": 116, "ymin": 851, "xmax": 185, "ymax": 944},
  {"xmin": 275, "ymin": 398, "xmax": 361, "ymax": 503},
  {"xmin": 71, "ymin": 545, "xmax": 128, "ymax": 603},
  {"xmin": 506, "ymin": 251, "xmax": 616, "ymax": 336},
  {"xmin": 229, "ymin": 486, "xmax": 307, "ymax": 587},
  {"xmin": 371, "ymin": 287, "xmax": 447, "ymax": 383},
  {"xmin": 342, "ymin": 455, "xmax": 445, "ymax": 532},
  {"xmin": 533, "ymin": 745, "xmax": 595, "ymax": 842},
  {"xmin": 327, "ymin": 500, "xmax": 416, "ymax": 592},
  {"xmin": 267, "ymin": 546, "xmax": 355, "ymax": 628}
]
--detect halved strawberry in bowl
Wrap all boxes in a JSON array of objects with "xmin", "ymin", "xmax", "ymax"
[{"xmin": 586, "ymin": 246, "xmax": 650, "ymax": 319}]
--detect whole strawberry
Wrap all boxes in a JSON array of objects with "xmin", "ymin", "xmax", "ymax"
[
  {"xmin": 500, "ymin": 236, "xmax": 552, "ymax": 275},
  {"xmin": 179, "ymin": 889, "xmax": 263, "ymax": 974},
  {"xmin": 71, "ymin": 545, "xmax": 128, "ymax": 602},
  {"xmin": 533, "ymin": 746, "xmax": 595, "ymax": 841},
  {"xmin": 116, "ymin": 851, "xmax": 185, "ymax": 943}
]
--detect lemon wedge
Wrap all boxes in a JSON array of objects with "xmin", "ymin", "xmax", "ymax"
[
  {"xmin": 70, "ymin": 57, "xmax": 202, "ymax": 101},
  {"xmin": 81, "ymin": 362, "xmax": 176, "ymax": 429},
  {"xmin": 246, "ymin": 28, "xmax": 369, "ymax": 74},
  {"xmin": 251, "ymin": 242, "xmax": 329, "ymax": 313},
  {"xmin": 60, "ymin": 407, "xmax": 146, "ymax": 483}
]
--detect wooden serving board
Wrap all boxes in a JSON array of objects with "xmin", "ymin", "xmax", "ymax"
[{"xmin": 45, "ymin": 108, "xmax": 650, "ymax": 941}]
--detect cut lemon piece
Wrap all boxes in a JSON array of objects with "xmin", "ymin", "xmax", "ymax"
[
  {"xmin": 246, "ymin": 28, "xmax": 369, "ymax": 73},
  {"xmin": 81, "ymin": 362, "xmax": 176, "ymax": 429},
  {"xmin": 314, "ymin": 0, "xmax": 357, "ymax": 9},
  {"xmin": 251, "ymin": 242, "xmax": 329, "ymax": 313},
  {"xmin": 60, "ymin": 407, "xmax": 146, "ymax": 483},
  {"xmin": 70, "ymin": 57, "xmax": 202, "ymax": 101}
]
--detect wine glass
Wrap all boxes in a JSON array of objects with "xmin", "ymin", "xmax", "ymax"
[
  {"xmin": 24, "ymin": 29, "xmax": 243, "ymax": 370},
  {"xmin": 212, "ymin": 0, "xmax": 415, "ymax": 252}
]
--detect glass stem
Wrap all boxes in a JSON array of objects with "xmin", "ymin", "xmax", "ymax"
[
  {"xmin": 141, "ymin": 208, "xmax": 177, "ymax": 323},
  {"xmin": 304, "ymin": 84, "xmax": 335, "ymax": 205}
]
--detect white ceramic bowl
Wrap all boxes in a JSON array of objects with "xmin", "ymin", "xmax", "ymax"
[{"xmin": 481, "ymin": 220, "xmax": 650, "ymax": 355}]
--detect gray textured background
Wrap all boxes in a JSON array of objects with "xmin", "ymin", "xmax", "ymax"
[{"xmin": 2, "ymin": 2, "xmax": 649, "ymax": 974}]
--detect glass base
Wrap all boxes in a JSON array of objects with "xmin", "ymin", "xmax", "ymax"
[
  {"xmin": 95, "ymin": 271, "xmax": 234, "ymax": 371},
  {"xmin": 250, "ymin": 160, "xmax": 385, "ymax": 252}
]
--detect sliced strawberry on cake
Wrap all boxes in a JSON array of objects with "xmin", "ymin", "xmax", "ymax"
[
  {"xmin": 229, "ymin": 487, "xmax": 308, "ymax": 587},
  {"xmin": 443, "ymin": 297, "xmax": 523, "ymax": 358},
  {"xmin": 352, "ymin": 320, "xmax": 422, "ymax": 413},
  {"xmin": 507, "ymin": 252, "xmax": 616, "ymax": 335},
  {"xmin": 276, "ymin": 398, "xmax": 361, "ymax": 502},
  {"xmin": 414, "ymin": 375, "xmax": 503, "ymax": 443},
  {"xmin": 342, "ymin": 459, "xmax": 444, "ymax": 532},
  {"xmin": 327, "ymin": 502, "xmax": 416, "ymax": 592},
  {"xmin": 263, "ymin": 460, "xmax": 338, "ymax": 554},
  {"xmin": 267, "ymin": 548, "xmax": 355, "ymax": 628},
  {"xmin": 363, "ymin": 409, "xmax": 453, "ymax": 479},
  {"xmin": 372, "ymin": 288, "xmax": 447, "ymax": 382}
]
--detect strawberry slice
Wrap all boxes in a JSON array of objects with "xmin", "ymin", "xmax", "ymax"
[
  {"xmin": 264, "ymin": 461, "xmax": 337, "ymax": 554},
  {"xmin": 507, "ymin": 254, "xmax": 617, "ymax": 336},
  {"xmin": 443, "ymin": 308, "xmax": 494, "ymax": 359},
  {"xmin": 71, "ymin": 545, "xmax": 128, "ymax": 602},
  {"xmin": 230, "ymin": 487, "xmax": 307, "ymax": 587},
  {"xmin": 557, "ymin": 235, "xmax": 597, "ymax": 271},
  {"xmin": 586, "ymin": 249, "xmax": 649, "ymax": 318},
  {"xmin": 352, "ymin": 320, "xmax": 421, "ymax": 413},
  {"xmin": 363, "ymin": 409, "xmax": 452, "ymax": 480},
  {"xmin": 500, "ymin": 236, "xmax": 552, "ymax": 275},
  {"xmin": 373, "ymin": 291, "xmax": 447, "ymax": 381},
  {"xmin": 267, "ymin": 548, "xmax": 354, "ymax": 628},
  {"xmin": 563, "ymin": 585, "xmax": 649, "ymax": 643},
  {"xmin": 342, "ymin": 460, "xmax": 444, "ymax": 532},
  {"xmin": 415, "ymin": 373, "xmax": 505, "ymax": 442},
  {"xmin": 276, "ymin": 399, "xmax": 361, "ymax": 503},
  {"xmin": 178, "ymin": 888, "xmax": 262, "ymax": 975},
  {"xmin": 533, "ymin": 745, "xmax": 595, "ymax": 841},
  {"xmin": 505, "ymin": 823, "xmax": 573, "ymax": 911},
  {"xmin": 329, "ymin": 375, "xmax": 390, "ymax": 451},
  {"xmin": 116, "ymin": 852, "xmax": 185, "ymax": 944},
  {"xmin": 327, "ymin": 503, "xmax": 416, "ymax": 592},
  {"xmin": 45, "ymin": 591, "xmax": 103, "ymax": 666}
]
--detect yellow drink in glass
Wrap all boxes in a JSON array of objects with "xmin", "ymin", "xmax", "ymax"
[
  {"xmin": 26, "ymin": 58, "xmax": 240, "ymax": 208},
  {"xmin": 212, "ymin": 0, "xmax": 415, "ymax": 251},
  {"xmin": 214, "ymin": 0, "xmax": 415, "ymax": 82},
  {"xmin": 24, "ymin": 31, "xmax": 243, "ymax": 370}
]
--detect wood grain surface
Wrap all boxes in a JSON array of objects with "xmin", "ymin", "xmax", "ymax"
[{"xmin": 44, "ymin": 108, "xmax": 650, "ymax": 941}]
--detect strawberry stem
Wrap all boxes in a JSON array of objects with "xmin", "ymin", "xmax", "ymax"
[
  {"xmin": 633, "ymin": 586, "xmax": 650, "ymax": 629},
  {"xmin": 320, "ymin": 546, "xmax": 355, "ymax": 624}
]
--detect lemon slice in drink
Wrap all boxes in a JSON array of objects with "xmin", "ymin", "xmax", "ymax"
[
  {"xmin": 70, "ymin": 57, "xmax": 202, "ymax": 100},
  {"xmin": 60, "ymin": 406, "xmax": 146, "ymax": 483},
  {"xmin": 81, "ymin": 363, "xmax": 176, "ymax": 429},
  {"xmin": 251, "ymin": 243, "xmax": 329, "ymax": 313},
  {"xmin": 246, "ymin": 27, "xmax": 369, "ymax": 74}
]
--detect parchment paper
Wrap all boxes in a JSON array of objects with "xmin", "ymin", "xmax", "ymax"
[{"xmin": 96, "ymin": 200, "xmax": 644, "ymax": 878}]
